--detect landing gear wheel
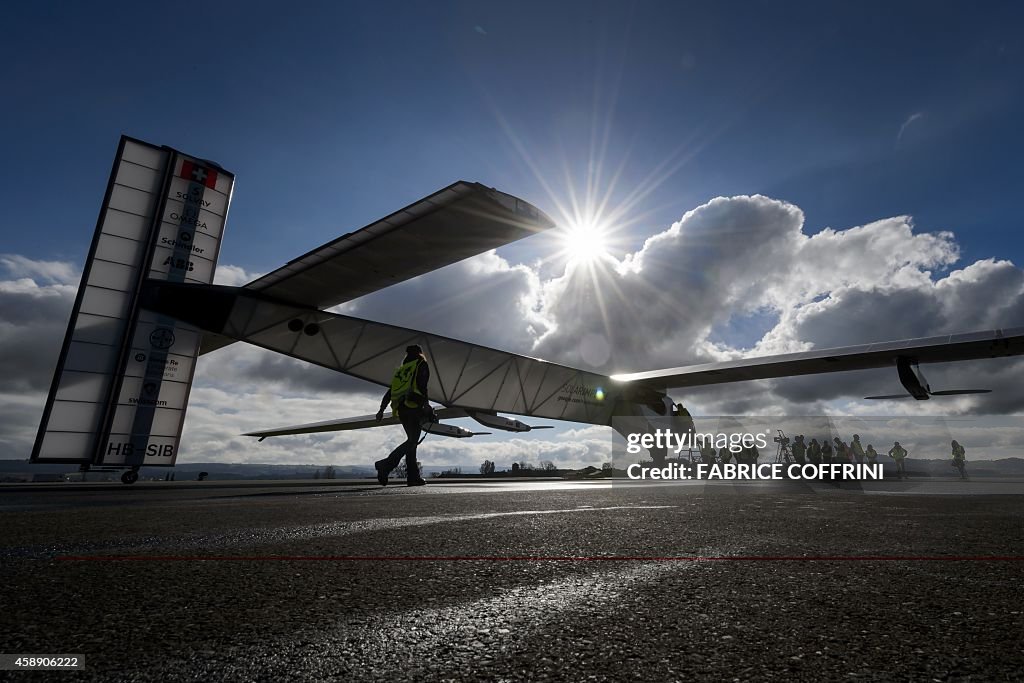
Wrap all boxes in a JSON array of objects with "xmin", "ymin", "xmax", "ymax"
[{"xmin": 121, "ymin": 470, "xmax": 139, "ymax": 485}]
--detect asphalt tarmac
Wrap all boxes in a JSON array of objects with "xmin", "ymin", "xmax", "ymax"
[{"xmin": 2, "ymin": 478, "xmax": 1023, "ymax": 681}]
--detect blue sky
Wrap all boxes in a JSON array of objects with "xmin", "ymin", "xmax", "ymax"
[
  {"xmin": 4, "ymin": 1, "xmax": 1021, "ymax": 269},
  {"xmin": 3, "ymin": 2, "xmax": 1024, "ymax": 466}
]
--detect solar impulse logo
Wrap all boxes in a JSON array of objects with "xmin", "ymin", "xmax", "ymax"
[{"xmin": 559, "ymin": 384, "xmax": 606, "ymax": 403}]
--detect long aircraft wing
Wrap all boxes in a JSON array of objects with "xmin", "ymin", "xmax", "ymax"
[
  {"xmin": 243, "ymin": 407, "xmax": 468, "ymax": 439},
  {"xmin": 239, "ymin": 325, "xmax": 1024, "ymax": 438},
  {"xmin": 610, "ymin": 327, "xmax": 1024, "ymax": 390},
  {"xmin": 200, "ymin": 181, "xmax": 554, "ymax": 354}
]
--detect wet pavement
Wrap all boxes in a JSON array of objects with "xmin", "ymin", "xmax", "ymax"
[{"xmin": 1, "ymin": 479, "xmax": 1023, "ymax": 681}]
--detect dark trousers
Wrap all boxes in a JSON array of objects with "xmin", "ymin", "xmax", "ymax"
[{"xmin": 380, "ymin": 405, "xmax": 422, "ymax": 478}]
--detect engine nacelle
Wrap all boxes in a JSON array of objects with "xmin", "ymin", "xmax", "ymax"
[
  {"xmin": 421, "ymin": 421, "xmax": 482, "ymax": 438},
  {"xmin": 467, "ymin": 411, "xmax": 532, "ymax": 432}
]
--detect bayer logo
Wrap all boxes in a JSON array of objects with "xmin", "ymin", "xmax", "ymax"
[{"xmin": 149, "ymin": 328, "xmax": 175, "ymax": 350}]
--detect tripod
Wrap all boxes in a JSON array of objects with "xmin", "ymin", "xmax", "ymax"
[{"xmin": 774, "ymin": 429, "xmax": 793, "ymax": 464}]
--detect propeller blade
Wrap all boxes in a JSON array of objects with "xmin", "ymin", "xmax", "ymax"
[
  {"xmin": 863, "ymin": 394, "xmax": 916, "ymax": 400},
  {"xmin": 929, "ymin": 389, "xmax": 992, "ymax": 396}
]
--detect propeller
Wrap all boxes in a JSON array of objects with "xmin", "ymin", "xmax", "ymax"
[{"xmin": 865, "ymin": 357, "xmax": 992, "ymax": 400}]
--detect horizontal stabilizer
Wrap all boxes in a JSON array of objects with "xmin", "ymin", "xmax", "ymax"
[{"xmin": 201, "ymin": 182, "xmax": 555, "ymax": 355}]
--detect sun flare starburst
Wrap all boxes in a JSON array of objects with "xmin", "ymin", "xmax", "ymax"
[{"xmin": 561, "ymin": 216, "xmax": 611, "ymax": 265}]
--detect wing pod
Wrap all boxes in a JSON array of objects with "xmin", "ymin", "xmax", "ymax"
[
  {"xmin": 422, "ymin": 422, "xmax": 490, "ymax": 438},
  {"xmin": 466, "ymin": 411, "xmax": 553, "ymax": 432},
  {"xmin": 864, "ymin": 358, "xmax": 992, "ymax": 400}
]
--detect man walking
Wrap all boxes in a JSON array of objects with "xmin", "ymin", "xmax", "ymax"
[
  {"xmin": 375, "ymin": 345, "xmax": 432, "ymax": 487},
  {"xmin": 951, "ymin": 440, "xmax": 967, "ymax": 480}
]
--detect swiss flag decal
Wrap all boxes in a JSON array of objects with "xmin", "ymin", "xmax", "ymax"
[{"xmin": 180, "ymin": 160, "xmax": 218, "ymax": 189}]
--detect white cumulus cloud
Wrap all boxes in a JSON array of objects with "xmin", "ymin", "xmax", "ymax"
[{"xmin": 4, "ymin": 195, "xmax": 1024, "ymax": 466}]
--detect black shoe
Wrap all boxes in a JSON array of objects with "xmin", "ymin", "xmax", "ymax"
[
  {"xmin": 374, "ymin": 460, "xmax": 388, "ymax": 486},
  {"xmin": 406, "ymin": 478, "xmax": 426, "ymax": 487}
]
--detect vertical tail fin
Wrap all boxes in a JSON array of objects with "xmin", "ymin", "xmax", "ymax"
[{"xmin": 31, "ymin": 136, "xmax": 234, "ymax": 468}]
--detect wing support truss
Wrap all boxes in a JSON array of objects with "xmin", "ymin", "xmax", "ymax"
[{"xmin": 141, "ymin": 281, "xmax": 640, "ymax": 426}]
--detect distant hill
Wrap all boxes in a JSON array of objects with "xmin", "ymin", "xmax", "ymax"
[
  {"xmin": 1, "ymin": 457, "xmax": 1022, "ymax": 483},
  {"xmin": 899, "ymin": 457, "xmax": 1024, "ymax": 477},
  {"xmin": 0, "ymin": 460, "xmax": 374, "ymax": 482}
]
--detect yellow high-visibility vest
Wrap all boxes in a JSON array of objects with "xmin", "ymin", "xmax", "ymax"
[{"xmin": 390, "ymin": 359, "xmax": 424, "ymax": 412}]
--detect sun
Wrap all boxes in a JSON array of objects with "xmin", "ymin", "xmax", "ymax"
[{"xmin": 561, "ymin": 216, "xmax": 611, "ymax": 265}]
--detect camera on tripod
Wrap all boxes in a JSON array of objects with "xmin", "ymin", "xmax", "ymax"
[{"xmin": 773, "ymin": 429, "xmax": 792, "ymax": 463}]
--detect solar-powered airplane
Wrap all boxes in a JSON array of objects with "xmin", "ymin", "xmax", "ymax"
[{"xmin": 31, "ymin": 137, "xmax": 1024, "ymax": 482}]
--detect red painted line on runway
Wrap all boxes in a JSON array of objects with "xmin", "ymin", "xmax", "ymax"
[{"xmin": 54, "ymin": 555, "xmax": 1024, "ymax": 562}]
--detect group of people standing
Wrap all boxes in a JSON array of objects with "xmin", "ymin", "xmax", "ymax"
[
  {"xmin": 796, "ymin": 434, "xmax": 909, "ymax": 478},
  {"xmin": 697, "ymin": 434, "xmax": 968, "ymax": 480}
]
